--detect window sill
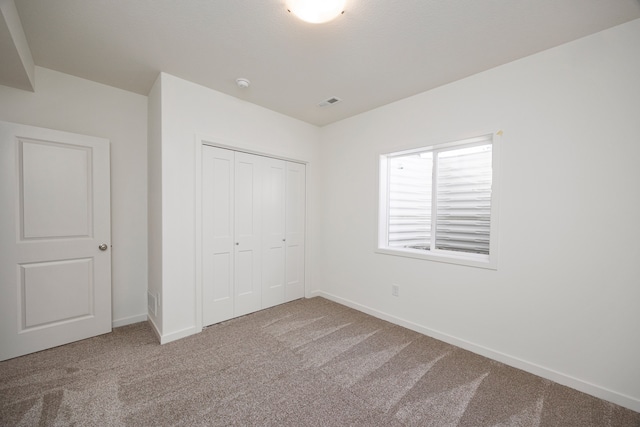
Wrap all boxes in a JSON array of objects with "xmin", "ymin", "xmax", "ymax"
[{"xmin": 375, "ymin": 247, "xmax": 497, "ymax": 270}]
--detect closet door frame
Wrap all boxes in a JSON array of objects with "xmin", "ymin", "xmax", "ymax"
[{"xmin": 195, "ymin": 136, "xmax": 308, "ymax": 331}]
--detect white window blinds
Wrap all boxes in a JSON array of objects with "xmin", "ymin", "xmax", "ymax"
[
  {"xmin": 388, "ymin": 154, "xmax": 432, "ymax": 249},
  {"xmin": 436, "ymin": 143, "xmax": 492, "ymax": 255},
  {"xmin": 385, "ymin": 136, "xmax": 493, "ymax": 257}
]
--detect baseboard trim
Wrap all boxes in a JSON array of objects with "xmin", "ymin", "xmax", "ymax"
[
  {"xmin": 309, "ymin": 290, "xmax": 640, "ymax": 413},
  {"xmin": 112, "ymin": 314, "xmax": 148, "ymax": 328},
  {"xmin": 158, "ymin": 325, "xmax": 201, "ymax": 345}
]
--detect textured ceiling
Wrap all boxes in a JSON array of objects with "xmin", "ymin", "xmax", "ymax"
[{"xmin": 10, "ymin": 0, "xmax": 640, "ymax": 126}]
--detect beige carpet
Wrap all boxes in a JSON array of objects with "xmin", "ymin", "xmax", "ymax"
[{"xmin": 1, "ymin": 297, "xmax": 638, "ymax": 426}]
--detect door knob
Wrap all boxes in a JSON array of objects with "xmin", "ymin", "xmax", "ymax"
[{"xmin": 99, "ymin": 243, "xmax": 108, "ymax": 251}]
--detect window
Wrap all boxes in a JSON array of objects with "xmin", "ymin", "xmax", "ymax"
[{"xmin": 378, "ymin": 133, "xmax": 500, "ymax": 269}]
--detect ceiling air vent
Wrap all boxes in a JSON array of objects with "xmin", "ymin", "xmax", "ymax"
[{"xmin": 317, "ymin": 97, "xmax": 342, "ymax": 107}]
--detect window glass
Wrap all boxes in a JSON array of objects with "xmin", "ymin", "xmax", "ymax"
[
  {"xmin": 388, "ymin": 153, "xmax": 432, "ymax": 249},
  {"xmin": 436, "ymin": 144, "xmax": 492, "ymax": 255},
  {"xmin": 379, "ymin": 134, "xmax": 498, "ymax": 268}
]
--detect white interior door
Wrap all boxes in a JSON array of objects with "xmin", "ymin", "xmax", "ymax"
[
  {"xmin": 202, "ymin": 146, "xmax": 234, "ymax": 326},
  {"xmin": 0, "ymin": 121, "xmax": 111, "ymax": 361},
  {"xmin": 261, "ymin": 157, "xmax": 286, "ymax": 309},
  {"xmin": 285, "ymin": 162, "xmax": 306, "ymax": 302},
  {"xmin": 234, "ymin": 152, "xmax": 262, "ymax": 316}
]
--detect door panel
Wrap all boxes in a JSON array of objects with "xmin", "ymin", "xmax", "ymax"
[
  {"xmin": 235, "ymin": 250, "xmax": 253, "ymax": 295},
  {"xmin": 0, "ymin": 121, "xmax": 111, "ymax": 361},
  {"xmin": 285, "ymin": 162, "xmax": 306, "ymax": 301},
  {"xmin": 21, "ymin": 259, "xmax": 93, "ymax": 328},
  {"xmin": 234, "ymin": 152, "xmax": 262, "ymax": 316},
  {"xmin": 261, "ymin": 157, "xmax": 286, "ymax": 309},
  {"xmin": 211, "ymin": 253, "xmax": 231, "ymax": 300},
  {"xmin": 21, "ymin": 140, "xmax": 92, "ymax": 239},
  {"xmin": 202, "ymin": 146, "xmax": 234, "ymax": 326}
]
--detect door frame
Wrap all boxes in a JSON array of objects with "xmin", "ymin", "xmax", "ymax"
[{"xmin": 194, "ymin": 134, "xmax": 309, "ymax": 332}]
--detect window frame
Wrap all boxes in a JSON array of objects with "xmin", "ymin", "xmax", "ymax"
[{"xmin": 376, "ymin": 132, "xmax": 501, "ymax": 270}]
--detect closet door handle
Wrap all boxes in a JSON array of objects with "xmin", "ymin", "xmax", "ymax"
[{"xmin": 235, "ymin": 242, "xmax": 239, "ymax": 245}]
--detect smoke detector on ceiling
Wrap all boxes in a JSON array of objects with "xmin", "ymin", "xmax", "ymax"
[
  {"xmin": 318, "ymin": 96, "xmax": 342, "ymax": 107},
  {"xmin": 236, "ymin": 78, "xmax": 250, "ymax": 88}
]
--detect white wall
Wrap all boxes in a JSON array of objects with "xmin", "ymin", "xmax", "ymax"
[
  {"xmin": 147, "ymin": 75, "xmax": 163, "ymax": 334},
  {"xmin": 0, "ymin": 67, "xmax": 149, "ymax": 327},
  {"xmin": 315, "ymin": 19, "xmax": 640, "ymax": 411},
  {"xmin": 151, "ymin": 73, "xmax": 320, "ymax": 342}
]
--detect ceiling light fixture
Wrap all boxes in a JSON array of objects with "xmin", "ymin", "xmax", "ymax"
[{"xmin": 286, "ymin": 0, "xmax": 346, "ymax": 24}]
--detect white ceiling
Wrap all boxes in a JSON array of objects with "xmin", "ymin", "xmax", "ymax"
[{"xmin": 6, "ymin": 0, "xmax": 640, "ymax": 126}]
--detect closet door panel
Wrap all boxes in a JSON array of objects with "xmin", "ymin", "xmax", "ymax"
[
  {"xmin": 234, "ymin": 152, "xmax": 262, "ymax": 316},
  {"xmin": 202, "ymin": 146, "xmax": 235, "ymax": 326},
  {"xmin": 261, "ymin": 158, "xmax": 286, "ymax": 309},
  {"xmin": 285, "ymin": 162, "xmax": 306, "ymax": 301}
]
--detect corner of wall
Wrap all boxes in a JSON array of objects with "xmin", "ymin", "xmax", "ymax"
[{"xmin": 147, "ymin": 73, "xmax": 163, "ymax": 338}]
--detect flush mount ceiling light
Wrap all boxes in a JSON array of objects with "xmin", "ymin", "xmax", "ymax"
[{"xmin": 286, "ymin": 0, "xmax": 346, "ymax": 24}]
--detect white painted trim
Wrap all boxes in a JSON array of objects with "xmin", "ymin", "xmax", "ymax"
[
  {"xmin": 194, "ymin": 135, "xmax": 203, "ymax": 332},
  {"xmin": 308, "ymin": 290, "xmax": 640, "ymax": 413},
  {"xmin": 303, "ymin": 163, "xmax": 311, "ymax": 299},
  {"xmin": 112, "ymin": 314, "xmax": 147, "ymax": 328},
  {"xmin": 197, "ymin": 133, "xmax": 308, "ymax": 165},
  {"xmin": 374, "ymin": 247, "xmax": 495, "ymax": 270},
  {"xmin": 158, "ymin": 325, "xmax": 201, "ymax": 345}
]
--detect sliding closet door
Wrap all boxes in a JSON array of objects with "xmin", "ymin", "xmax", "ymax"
[
  {"xmin": 202, "ymin": 146, "xmax": 235, "ymax": 326},
  {"xmin": 285, "ymin": 162, "xmax": 306, "ymax": 301},
  {"xmin": 234, "ymin": 152, "xmax": 262, "ymax": 316},
  {"xmin": 202, "ymin": 147, "xmax": 304, "ymax": 325},
  {"xmin": 261, "ymin": 158, "xmax": 286, "ymax": 309}
]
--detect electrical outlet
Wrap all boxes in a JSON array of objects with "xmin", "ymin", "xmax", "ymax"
[{"xmin": 392, "ymin": 284, "xmax": 399, "ymax": 297}]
